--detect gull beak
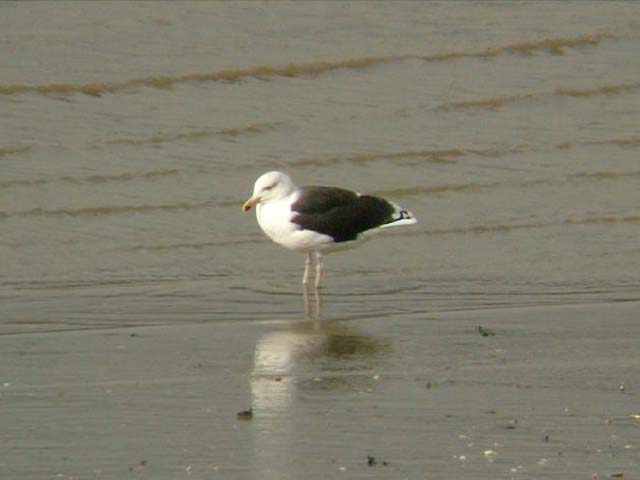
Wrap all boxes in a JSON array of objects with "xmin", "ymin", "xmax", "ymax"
[{"xmin": 242, "ymin": 196, "xmax": 261, "ymax": 212}]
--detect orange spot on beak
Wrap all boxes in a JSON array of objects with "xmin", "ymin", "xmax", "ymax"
[{"xmin": 242, "ymin": 196, "xmax": 260, "ymax": 212}]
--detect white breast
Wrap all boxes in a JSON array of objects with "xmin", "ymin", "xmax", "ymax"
[
  {"xmin": 256, "ymin": 195, "xmax": 333, "ymax": 252},
  {"xmin": 256, "ymin": 199, "xmax": 296, "ymax": 242}
]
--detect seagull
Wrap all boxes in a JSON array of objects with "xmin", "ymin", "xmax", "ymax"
[{"xmin": 242, "ymin": 171, "xmax": 417, "ymax": 288}]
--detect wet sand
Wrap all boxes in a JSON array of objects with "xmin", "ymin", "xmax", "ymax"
[
  {"xmin": 2, "ymin": 300, "xmax": 638, "ymax": 479},
  {"xmin": 2, "ymin": 2, "xmax": 640, "ymax": 478}
]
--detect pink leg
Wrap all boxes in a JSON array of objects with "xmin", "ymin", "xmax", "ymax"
[
  {"xmin": 303, "ymin": 283, "xmax": 312, "ymax": 318},
  {"xmin": 314, "ymin": 252, "xmax": 324, "ymax": 289},
  {"xmin": 302, "ymin": 252, "xmax": 313, "ymax": 285}
]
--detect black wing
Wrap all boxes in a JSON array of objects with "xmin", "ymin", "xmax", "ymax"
[{"xmin": 290, "ymin": 186, "xmax": 395, "ymax": 242}]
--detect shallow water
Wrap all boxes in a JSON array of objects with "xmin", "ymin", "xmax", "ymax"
[{"xmin": 1, "ymin": 2, "xmax": 639, "ymax": 478}]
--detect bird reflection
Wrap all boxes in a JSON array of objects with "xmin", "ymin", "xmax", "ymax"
[
  {"xmin": 302, "ymin": 284, "xmax": 322, "ymax": 319},
  {"xmin": 249, "ymin": 319, "xmax": 389, "ymax": 478},
  {"xmin": 252, "ymin": 321, "xmax": 388, "ymax": 403}
]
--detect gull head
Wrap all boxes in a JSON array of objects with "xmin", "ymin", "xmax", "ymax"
[{"xmin": 242, "ymin": 171, "xmax": 296, "ymax": 212}]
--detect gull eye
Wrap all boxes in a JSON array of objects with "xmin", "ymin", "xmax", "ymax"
[{"xmin": 263, "ymin": 184, "xmax": 275, "ymax": 191}]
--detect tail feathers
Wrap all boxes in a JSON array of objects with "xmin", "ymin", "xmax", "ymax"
[{"xmin": 381, "ymin": 202, "xmax": 417, "ymax": 228}]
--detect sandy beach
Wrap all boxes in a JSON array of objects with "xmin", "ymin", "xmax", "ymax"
[
  {"xmin": 2, "ymin": 2, "xmax": 639, "ymax": 478},
  {"xmin": 2, "ymin": 300, "xmax": 639, "ymax": 479}
]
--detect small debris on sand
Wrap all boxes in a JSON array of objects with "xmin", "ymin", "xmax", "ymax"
[
  {"xmin": 128, "ymin": 460, "xmax": 147, "ymax": 472},
  {"xmin": 477, "ymin": 325, "xmax": 496, "ymax": 337},
  {"xmin": 236, "ymin": 408, "xmax": 253, "ymax": 420},
  {"xmin": 367, "ymin": 455, "xmax": 389, "ymax": 467},
  {"xmin": 505, "ymin": 419, "xmax": 518, "ymax": 429}
]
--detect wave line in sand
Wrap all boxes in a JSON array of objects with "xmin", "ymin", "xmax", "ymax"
[
  {"xmin": 565, "ymin": 214, "xmax": 640, "ymax": 226},
  {"xmin": 0, "ymin": 169, "xmax": 182, "ymax": 189},
  {"xmin": 419, "ymin": 213, "xmax": 640, "ymax": 237},
  {"xmin": 570, "ymin": 170, "xmax": 640, "ymax": 180},
  {"xmin": 556, "ymin": 136, "xmax": 640, "ymax": 150},
  {"xmin": 283, "ymin": 146, "xmax": 527, "ymax": 168},
  {"xmin": 0, "ymin": 33, "xmax": 612, "ymax": 97},
  {"xmin": 438, "ymin": 82, "xmax": 640, "ymax": 111},
  {"xmin": 0, "ymin": 146, "xmax": 32, "ymax": 157},
  {"xmin": 123, "ymin": 238, "xmax": 261, "ymax": 252},
  {"xmin": 274, "ymin": 134, "xmax": 640, "ymax": 171},
  {"xmin": 0, "ymin": 197, "xmax": 242, "ymax": 220},
  {"xmin": 0, "ymin": 201, "xmax": 211, "ymax": 220},
  {"xmin": 106, "ymin": 122, "xmax": 278, "ymax": 146},
  {"xmin": 375, "ymin": 179, "xmax": 548, "ymax": 199}
]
